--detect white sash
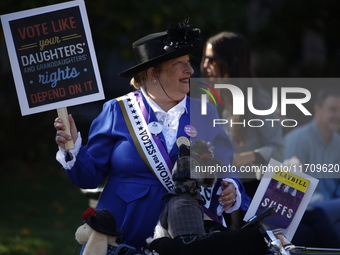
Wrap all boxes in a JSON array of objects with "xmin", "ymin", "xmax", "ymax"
[{"xmin": 117, "ymin": 92, "xmax": 175, "ymax": 192}]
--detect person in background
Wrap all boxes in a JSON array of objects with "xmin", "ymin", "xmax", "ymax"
[
  {"xmin": 200, "ymin": 31, "xmax": 283, "ymax": 229},
  {"xmin": 283, "ymin": 88, "xmax": 340, "ymax": 202},
  {"xmin": 54, "ymin": 20, "xmax": 247, "ymax": 252},
  {"xmin": 283, "ymin": 87, "xmax": 340, "ymax": 248}
]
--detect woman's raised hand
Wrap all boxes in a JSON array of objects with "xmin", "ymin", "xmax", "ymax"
[{"xmin": 54, "ymin": 114, "xmax": 78, "ymax": 150}]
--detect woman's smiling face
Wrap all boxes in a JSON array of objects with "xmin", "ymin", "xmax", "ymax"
[{"xmin": 156, "ymin": 55, "xmax": 194, "ymax": 101}]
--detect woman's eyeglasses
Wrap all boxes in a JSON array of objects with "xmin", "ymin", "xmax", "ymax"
[{"xmin": 204, "ymin": 56, "xmax": 218, "ymax": 65}]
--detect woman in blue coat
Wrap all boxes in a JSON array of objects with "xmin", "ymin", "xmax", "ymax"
[{"xmin": 54, "ymin": 19, "xmax": 249, "ymax": 251}]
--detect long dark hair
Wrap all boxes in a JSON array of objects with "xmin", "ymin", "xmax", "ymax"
[
  {"xmin": 201, "ymin": 32, "xmax": 267, "ymax": 146},
  {"xmin": 200, "ymin": 31, "xmax": 253, "ymax": 78}
]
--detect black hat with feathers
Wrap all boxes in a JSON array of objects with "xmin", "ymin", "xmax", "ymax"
[{"xmin": 119, "ymin": 19, "xmax": 202, "ymax": 78}]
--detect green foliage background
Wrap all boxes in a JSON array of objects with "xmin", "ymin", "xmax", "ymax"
[{"xmin": 0, "ymin": 0, "xmax": 339, "ymax": 254}]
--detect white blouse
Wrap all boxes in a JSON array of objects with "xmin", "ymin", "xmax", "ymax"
[{"xmin": 141, "ymin": 87, "xmax": 187, "ymax": 153}]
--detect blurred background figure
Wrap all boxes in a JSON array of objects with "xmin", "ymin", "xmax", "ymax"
[
  {"xmin": 283, "ymin": 87, "xmax": 340, "ymax": 248},
  {"xmin": 284, "ymin": 88, "xmax": 340, "ymax": 202},
  {"xmin": 200, "ymin": 32, "xmax": 284, "ymax": 229}
]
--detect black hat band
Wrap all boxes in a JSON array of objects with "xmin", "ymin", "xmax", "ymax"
[{"xmin": 133, "ymin": 33, "xmax": 167, "ymax": 64}]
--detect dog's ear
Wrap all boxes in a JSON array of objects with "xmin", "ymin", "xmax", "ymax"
[
  {"xmin": 178, "ymin": 144, "xmax": 190, "ymax": 158},
  {"xmin": 83, "ymin": 230, "xmax": 108, "ymax": 255}
]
